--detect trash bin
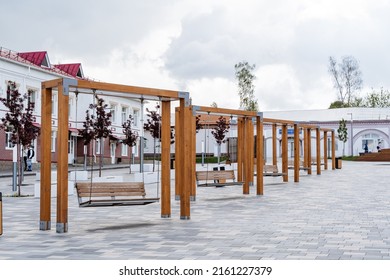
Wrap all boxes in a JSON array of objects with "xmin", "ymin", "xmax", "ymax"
[
  {"xmin": 0, "ymin": 192, "xmax": 3, "ymax": 236},
  {"xmin": 336, "ymin": 157, "xmax": 342, "ymax": 169}
]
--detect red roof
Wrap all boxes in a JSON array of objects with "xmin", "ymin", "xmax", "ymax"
[
  {"xmin": 18, "ymin": 51, "xmax": 50, "ymax": 67},
  {"xmin": 53, "ymin": 63, "xmax": 84, "ymax": 78}
]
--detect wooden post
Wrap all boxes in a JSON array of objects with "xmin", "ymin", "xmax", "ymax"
[
  {"xmin": 39, "ymin": 84, "xmax": 52, "ymax": 231},
  {"xmin": 256, "ymin": 115, "xmax": 264, "ymax": 195},
  {"xmin": 180, "ymin": 99, "xmax": 192, "ymax": 220},
  {"xmin": 161, "ymin": 101, "xmax": 171, "ymax": 218},
  {"xmin": 243, "ymin": 118, "xmax": 253, "ymax": 194},
  {"xmin": 294, "ymin": 123, "xmax": 300, "ymax": 182},
  {"xmin": 237, "ymin": 117, "xmax": 244, "ymax": 182},
  {"xmin": 174, "ymin": 108, "xmax": 181, "ymax": 200},
  {"xmin": 249, "ymin": 119, "xmax": 254, "ymax": 186},
  {"xmin": 303, "ymin": 128, "xmax": 308, "ymax": 171},
  {"xmin": 316, "ymin": 127, "xmax": 321, "ymax": 175},
  {"xmin": 272, "ymin": 124, "xmax": 277, "ymax": 166},
  {"xmin": 307, "ymin": 128, "xmax": 312, "ymax": 175},
  {"xmin": 331, "ymin": 130, "xmax": 336, "ymax": 170},
  {"xmin": 281, "ymin": 124, "xmax": 288, "ymax": 182},
  {"xmin": 56, "ymin": 84, "xmax": 69, "ymax": 233},
  {"xmin": 191, "ymin": 113, "xmax": 196, "ymax": 201},
  {"xmin": 323, "ymin": 131, "xmax": 328, "ymax": 170}
]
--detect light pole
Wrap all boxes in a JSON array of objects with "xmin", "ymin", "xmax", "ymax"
[{"xmin": 347, "ymin": 113, "xmax": 353, "ymax": 156}]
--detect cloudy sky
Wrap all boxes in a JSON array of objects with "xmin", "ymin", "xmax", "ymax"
[{"xmin": 2, "ymin": 0, "xmax": 390, "ymax": 111}]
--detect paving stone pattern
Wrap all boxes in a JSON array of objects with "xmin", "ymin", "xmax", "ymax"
[{"xmin": 0, "ymin": 161, "xmax": 389, "ymax": 260}]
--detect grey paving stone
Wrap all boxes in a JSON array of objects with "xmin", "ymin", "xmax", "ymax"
[{"xmin": 0, "ymin": 161, "xmax": 389, "ymax": 260}]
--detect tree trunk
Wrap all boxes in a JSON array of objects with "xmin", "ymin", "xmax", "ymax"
[
  {"xmin": 99, "ymin": 137, "xmax": 103, "ymax": 177},
  {"xmin": 217, "ymin": 144, "xmax": 221, "ymax": 165},
  {"xmin": 153, "ymin": 137, "xmax": 156, "ymax": 172},
  {"xmin": 17, "ymin": 143, "xmax": 22, "ymax": 196},
  {"xmin": 129, "ymin": 147, "xmax": 132, "ymax": 174},
  {"xmin": 83, "ymin": 145, "xmax": 87, "ymax": 171}
]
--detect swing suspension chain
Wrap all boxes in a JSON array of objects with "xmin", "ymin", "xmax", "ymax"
[
  {"xmin": 88, "ymin": 89, "xmax": 97, "ymax": 203},
  {"xmin": 205, "ymin": 112, "xmax": 211, "ymax": 185}
]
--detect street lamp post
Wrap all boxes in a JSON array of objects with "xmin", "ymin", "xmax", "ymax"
[{"xmin": 347, "ymin": 113, "xmax": 353, "ymax": 156}]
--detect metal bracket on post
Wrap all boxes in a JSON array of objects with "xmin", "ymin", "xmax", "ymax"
[
  {"xmin": 191, "ymin": 105, "xmax": 200, "ymax": 116},
  {"xmin": 178, "ymin": 91, "xmax": 190, "ymax": 107},
  {"xmin": 39, "ymin": 220, "xmax": 51, "ymax": 231},
  {"xmin": 56, "ymin": 222, "xmax": 68, "ymax": 233},
  {"xmin": 61, "ymin": 78, "xmax": 77, "ymax": 96},
  {"xmin": 257, "ymin": 111, "xmax": 263, "ymax": 121}
]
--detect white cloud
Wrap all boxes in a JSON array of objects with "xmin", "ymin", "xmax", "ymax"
[{"xmin": 2, "ymin": 0, "xmax": 390, "ymax": 112}]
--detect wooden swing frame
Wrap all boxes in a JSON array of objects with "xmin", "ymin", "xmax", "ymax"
[{"xmin": 39, "ymin": 78, "xmax": 192, "ymax": 233}]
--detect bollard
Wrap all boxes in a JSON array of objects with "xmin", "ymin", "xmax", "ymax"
[{"xmin": 0, "ymin": 192, "xmax": 3, "ymax": 235}]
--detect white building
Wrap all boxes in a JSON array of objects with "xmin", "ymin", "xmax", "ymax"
[
  {"xmin": 148, "ymin": 107, "xmax": 390, "ymax": 161},
  {"xmin": 263, "ymin": 107, "xmax": 390, "ymax": 157},
  {"xmin": 0, "ymin": 47, "xmax": 143, "ymax": 170}
]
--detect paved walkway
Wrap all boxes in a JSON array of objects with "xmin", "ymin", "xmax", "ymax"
[{"xmin": 0, "ymin": 161, "xmax": 389, "ymax": 260}]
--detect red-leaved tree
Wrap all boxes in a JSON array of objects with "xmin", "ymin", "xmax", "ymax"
[
  {"xmin": 79, "ymin": 94, "xmax": 112, "ymax": 177},
  {"xmin": 0, "ymin": 81, "xmax": 40, "ymax": 195},
  {"xmin": 122, "ymin": 114, "xmax": 138, "ymax": 173},
  {"xmin": 144, "ymin": 103, "xmax": 174, "ymax": 171},
  {"xmin": 211, "ymin": 116, "xmax": 230, "ymax": 164}
]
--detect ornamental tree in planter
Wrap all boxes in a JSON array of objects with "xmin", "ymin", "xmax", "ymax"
[
  {"xmin": 144, "ymin": 103, "xmax": 174, "ymax": 172},
  {"xmin": 211, "ymin": 116, "xmax": 230, "ymax": 164},
  {"xmin": 0, "ymin": 81, "xmax": 40, "ymax": 195},
  {"xmin": 122, "ymin": 114, "xmax": 138, "ymax": 173},
  {"xmin": 79, "ymin": 94, "xmax": 112, "ymax": 177},
  {"xmin": 337, "ymin": 118, "xmax": 348, "ymax": 156}
]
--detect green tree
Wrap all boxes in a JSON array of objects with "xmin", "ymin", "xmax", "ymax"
[
  {"xmin": 235, "ymin": 61, "xmax": 258, "ymax": 111},
  {"xmin": 337, "ymin": 118, "xmax": 348, "ymax": 156},
  {"xmin": 328, "ymin": 56, "xmax": 363, "ymax": 107},
  {"xmin": 363, "ymin": 87, "xmax": 390, "ymax": 108}
]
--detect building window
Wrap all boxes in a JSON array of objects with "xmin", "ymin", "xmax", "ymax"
[
  {"xmin": 121, "ymin": 106, "xmax": 128, "ymax": 124},
  {"xmin": 52, "ymin": 93, "xmax": 58, "ymax": 117},
  {"xmin": 109, "ymin": 104, "xmax": 117, "ymax": 124},
  {"xmin": 27, "ymin": 88, "xmax": 37, "ymax": 112},
  {"xmin": 133, "ymin": 108, "xmax": 140, "ymax": 127},
  {"xmin": 68, "ymin": 96, "xmax": 74, "ymax": 119},
  {"xmin": 121, "ymin": 143, "xmax": 128, "ymax": 156},
  {"xmin": 132, "ymin": 143, "xmax": 139, "ymax": 157},
  {"xmin": 51, "ymin": 131, "xmax": 56, "ymax": 152},
  {"xmin": 5, "ymin": 132, "xmax": 14, "ymax": 149},
  {"xmin": 96, "ymin": 139, "xmax": 101, "ymax": 154}
]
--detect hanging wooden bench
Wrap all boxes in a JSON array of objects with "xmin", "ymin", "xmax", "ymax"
[
  {"xmin": 263, "ymin": 164, "xmax": 287, "ymax": 177},
  {"xmin": 287, "ymin": 160, "xmax": 310, "ymax": 171},
  {"xmin": 196, "ymin": 170, "xmax": 244, "ymax": 187},
  {"xmin": 75, "ymin": 182, "xmax": 159, "ymax": 207}
]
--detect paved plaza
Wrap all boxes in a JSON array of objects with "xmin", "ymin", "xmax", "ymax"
[{"xmin": 0, "ymin": 161, "xmax": 389, "ymax": 260}]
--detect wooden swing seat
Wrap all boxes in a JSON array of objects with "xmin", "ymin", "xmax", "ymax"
[
  {"xmin": 75, "ymin": 182, "xmax": 159, "ymax": 207},
  {"xmin": 263, "ymin": 165, "xmax": 287, "ymax": 177},
  {"xmin": 196, "ymin": 170, "xmax": 244, "ymax": 187},
  {"xmin": 287, "ymin": 160, "xmax": 310, "ymax": 171}
]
